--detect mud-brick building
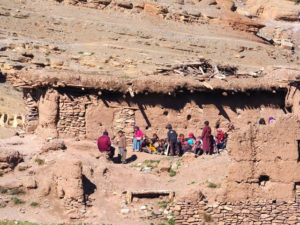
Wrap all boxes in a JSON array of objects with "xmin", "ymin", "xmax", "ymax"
[
  {"xmin": 7, "ymin": 67, "xmax": 300, "ymax": 141},
  {"xmin": 6, "ymin": 65, "xmax": 300, "ymax": 224}
]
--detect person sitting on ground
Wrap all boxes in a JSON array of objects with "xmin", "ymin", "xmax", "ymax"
[
  {"xmin": 201, "ymin": 121, "xmax": 212, "ymax": 155},
  {"xmin": 141, "ymin": 135, "xmax": 151, "ymax": 152},
  {"xmin": 151, "ymin": 133, "xmax": 159, "ymax": 145},
  {"xmin": 166, "ymin": 124, "xmax": 178, "ymax": 156},
  {"xmin": 182, "ymin": 139, "xmax": 192, "ymax": 154},
  {"xmin": 133, "ymin": 126, "xmax": 143, "ymax": 152},
  {"xmin": 215, "ymin": 128, "xmax": 225, "ymax": 154},
  {"xmin": 222, "ymin": 133, "xmax": 228, "ymax": 149},
  {"xmin": 156, "ymin": 139, "xmax": 167, "ymax": 155},
  {"xmin": 177, "ymin": 134, "xmax": 185, "ymax": 156},
  {"xmin": 97, "ymin": 131, "xmax": 115, "ymax": 160},
  {"xmin": 187, "ymin": 132, "xmax": 196, "ymax": 146},
  {"xmin": 116, "ymin": 130, "xmax": 127, "ymax": 164},
  {"xmin": 193, "ymin": 137, "xmax": 203, "ymax": 156},
  {"xmin": 149, "ymin": 133, "xmax": 159, "ymax": 153}
]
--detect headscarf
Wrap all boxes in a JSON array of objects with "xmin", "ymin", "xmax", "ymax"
[
  {"xmin": 103, "ymin": 131, "xmax": 108, "ymax": 136},
  {"xmin": 188, "ymin": 132, "xmax": 195, "ymax": 139},
  {"xmin": 268, "ymin": 117, "xmax": 275, "ymax": 124}
]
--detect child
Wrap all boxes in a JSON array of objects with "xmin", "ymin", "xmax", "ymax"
[
  {"xmin": 156, "ymin": 139, "xmax": 166, "ymax": 155},
  {"xmin": 141, "ymin": 136, "xmax": 151, "ymax": 152},
  {"xmin": 177, "ymin": 134, "xmax": 185, "ymax": 156},
  {"xmin": 182, "ymin": 139, "xmax": 192, "ymax": 154},
  {"xmin": 188, "ymin": 132, "xmax": 196, "ymax": 146},
  {"xmin": 133, "ymin": 126, "xmax": 143, "ymax": 152},
  {"xmin": 193, "ymin": 138, "xmax": 203, "ymax": 156},
  {"xmin": 116, "ymin": 130, "xmax": 127, "ymax": 164}
]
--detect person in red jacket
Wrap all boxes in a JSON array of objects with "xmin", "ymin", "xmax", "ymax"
[
  {"xmin": 201, "ymin": 121, "xmax": 212, "ymax": 155},
  {"xmin": 97, "ymin": 131, "xmax": 115, "ymax": 160}
]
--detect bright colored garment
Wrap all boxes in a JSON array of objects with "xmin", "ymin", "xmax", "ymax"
[
  {"xmin": 97, "ymin": 135, "xmax": 111, "ymax": 152},
  {"xmin": 201, "ymin": 126, "xmax": 212, "ymax": 152},
  {"xmin": 134, "ymin": 130, "xmax": 143, "ymax": 139}
]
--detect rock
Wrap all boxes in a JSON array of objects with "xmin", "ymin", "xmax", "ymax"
[
  {"xmin": 143, "ymin": 167, "xmax": 152, "ymax": 172},
  {"xmin": 0, "ymin": 149, "xmax": 23, "ymax": 173},
  {"xmin": 23, "ymin": 176, "xmax": 37, "ymax": 189},
  {"xmin": 157, "ymin": 160, "xmax": 171, "ymax": 172},
  {"xmin": 116, "ymin": 1, "xmax": 133, "ymax": 9},
  {"xmin": 140, "ymin": 205, "xmax": 147, "ymax": 210},
  {"xmin": 41, "ymin": 139, "xmax": 66, "ymax": 153},
  {"xmin": 121, "ymin": 208, "xmax": 130, "ymax": 214},
  {"xmin": 144, "ymin": 3, "xmax": 168, "ymax": 15},
  {"xmin": 17, "ymin": 162, "xmax": 31, "ymax": 171},
  {"xmin": 281, "ymin": 40, "xmax": 294, "ymax": 50},
  {"xmin": 216, "ymin": 0, "xmax": 235, "ymax": 11},
  {"xmin": 38, "ymin": 179, "xmax": 51, "ymax": 197}
]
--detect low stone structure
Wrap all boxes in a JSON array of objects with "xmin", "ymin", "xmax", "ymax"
[{"xmin": 162, "ymin": 198, "xmax": 300, "ymax": 225}]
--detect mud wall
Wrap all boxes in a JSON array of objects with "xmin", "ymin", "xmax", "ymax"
[
  {"xmin": 24, "ymin": 87, "xmax": 289, "ymax": 140},
  {"xmin": 224, "ymin": 115, "xmax": 300, "ymax": 202},
  {"xmin": 150, "ymin": 116, "xmax": 300, "ymax": 224}
]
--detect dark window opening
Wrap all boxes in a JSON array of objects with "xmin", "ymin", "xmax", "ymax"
[
  {"xmin": 163, "ymin": 111, "xmax": 168, "ymax": 116},
  {"xmin": 286, "ymin": 106, "xmax": 292, "ymax": 113},
  {"xmin": 259, "ymin": 175, "xmax": 269, "ymax": 186},
  {"xmin": 294, "ymin": 182, "xmax": 300, "ymax": 190},
  {"xmin": 187, "ymin": 115, "xmax": 191, "ymax": 121},
  {"xmin": 3, "ymin": 114, "xmax": 7, "ymax": 123},
  {"xmin": 297, "ymin": 140, "xmax": 300, "ymax": 162}
]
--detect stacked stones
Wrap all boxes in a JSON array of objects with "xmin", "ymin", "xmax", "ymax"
[
  {"xmin": 24, "ymin": 90, "xmax": 38, "ymax": 132},
  {"xmin": 208, "ymin": 200, "xmax": 300, "ymax": 225},
  {"xmin": 57, "ymin": 94, "xmax": 86, "ymax": 138},
  {"xmin": 167, "ymin": 200, "xmax": 207, "ymax": 224},
  {"xmin": 164, "ymin": 198, "xmax": 300, "ymax": 225},
  {"xmin": 296, "ymin": 184, "xmax": 300, "ymax": 204},
  {"xmin": 113, "ymin": 108, "xmax": 135, "ymax": 144}
]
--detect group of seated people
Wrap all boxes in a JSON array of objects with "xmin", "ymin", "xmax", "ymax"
[
  {"xmin": 133, "ymin": 122, "xmax": 231, "ymax": 156},
  {"xmin": 97, "ymin": 117, "xmax": 276, "ymax": 161}
]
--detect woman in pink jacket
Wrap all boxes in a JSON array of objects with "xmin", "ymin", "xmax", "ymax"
[{"xmin": 133, "ymin": 126, "xmax": 143, "ymax": 152}]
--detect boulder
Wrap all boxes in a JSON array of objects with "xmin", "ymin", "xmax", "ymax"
[
  {"xmin": 281, "ymin": 40, "xmax": 294, "ymax": 50},
  {"xmin": 0, "ymin": 149, "xmax": 23, "ymax": 173},
  {"xmin": 216, "ymin": 0, "xmax": 235, "ymax": 11},
  {"xmin": 23, "ymin": 176, "xmax": 37, "ymax": 189},
  {"xmin": 41, "ymin": 139, "xmax": 66, "ymax": 153},
  {"xmin": 244, "ymin": 0, "xmax": 300, "ymax": 21}
]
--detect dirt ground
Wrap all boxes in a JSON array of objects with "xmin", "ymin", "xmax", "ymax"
[
  {"xmin": 0, "ymin": 0, "xmax": 299, "ymax": 224},
  {"xmin": 0, "ymin": 134, "xmax": 230, "ymax": 224}
]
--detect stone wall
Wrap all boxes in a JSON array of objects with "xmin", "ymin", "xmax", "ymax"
[
  {"xmin": 163, "ymin": 198, "xmax": 300, "ymax": 225},
  {"xmin": 57, "ymin": 93, "xmax": 87, "ymax": 138},
  {"xmin": 23, "ymin": 89, "xmax": 39, "ymax": 132},
  {"xmin": 25, "ymin": 87, "xmax": 289, "ymax": 141}
]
